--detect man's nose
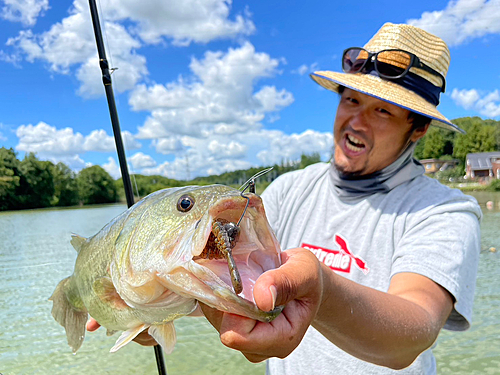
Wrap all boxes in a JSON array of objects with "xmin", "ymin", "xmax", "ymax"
[{"xmin": 349, "ymin": 108, "xmax": 369, "ymax": 131}]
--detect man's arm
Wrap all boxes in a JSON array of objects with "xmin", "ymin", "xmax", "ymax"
[
  {"xmin": 201, "ymin": 247, "xmax": 453, "ymax": 369},
  {"xmin": 313, "ymin": 265, "xmax": 453, "ymax": 369}
]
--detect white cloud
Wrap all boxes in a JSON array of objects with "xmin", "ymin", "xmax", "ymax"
[
  {"xmin": 1, "ymin": 0, "xmax": 49, "ymax": 26},
  {"xmin": 74, "ymin": 22, "xmax": 148, "ymax": 97},
  {"xmin": 129, "ymin": 152, "xmax": 157, "ymax": 169},
  {"xmin": 0, "ymin": 50, "xmax": 21, "ymax": 65},
  {"xmin": 7, "ymin": 4, "xmax": 95, "ymax": 71},
  {"xmin": 256, "ymin": 129, "xmax": 333, "ymax": 166},
  {"xmin": 141, "ymin": 152, "xmax": 253, "ymax": 180},
  {"xmin": 100, "ymin": 0, "xmax": 255, "ymax": 45},
  {"xmin": 451, "ymin": 88, "xmax": 500, "ymax": 117},
  {"xmin": 292, "ymin": 63, "xmax": 318, "ymax": 75},
  {"xmin": 408, "ymin": 0, "xmax": 500, "ymax": 46},
  {"xmin": 132, "ymin": 42, "xmax": 293, "ymax": 140},
  {"xmin": 207, "ymin": 139, "xmax": 247, "ymax": 159},
  {"xmin": 253, "ymin": 86, "xmax": 294, "ymax": 112},
  {"xmin": 102, "ymin": 156, "xmax": 121, "ymax": 179},
  {"xmin": 450, "ymin": 88, "xmax": 481, "ymax": 109},
  {"xmin": 54, "ymin": 154, "xmax": 87, "ymax": 171},
  {"xmin": 16, "ymin": 122, "xmax": 85, "ymax": 155},
  {"xmin": 134, "ymin": 128, "xmax": 332, "ymax": 180},
  {"xmin": 152, "ymin": 137, "xmax": 185, "ymax": 155},
  {"xmin": 15, "ymin": 122, "xmax": 141, "ymax": 161},
  {"xmin": 4, "ymin": 0, "xmax": 254, "ymax": 96}
]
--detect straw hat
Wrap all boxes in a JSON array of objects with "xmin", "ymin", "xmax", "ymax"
[{"xmin": 310, "ymin": 23, "xmax": 464, "ymax": 133}]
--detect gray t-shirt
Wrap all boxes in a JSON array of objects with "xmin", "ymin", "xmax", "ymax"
[{"xmin": 262, "ymin": 163, "xmax": 482, "ymax": 375}]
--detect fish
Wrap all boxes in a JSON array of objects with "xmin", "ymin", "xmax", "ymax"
[{"xmin": 49, "ymin": 184, "xmax": 283, "ymax": 354}]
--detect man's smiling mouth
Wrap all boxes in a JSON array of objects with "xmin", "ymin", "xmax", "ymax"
[{"xmin": 345, "ymin": 134, "xmax": 365, "ymax": 152}]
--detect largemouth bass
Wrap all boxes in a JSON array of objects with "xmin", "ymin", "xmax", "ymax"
[{"xmin": 49, "ymin": 185, "xmax": 282, "ymax": 354}]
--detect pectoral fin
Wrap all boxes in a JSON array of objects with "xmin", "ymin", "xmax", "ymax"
[
  {"xmin": 110, "ymin": 324, "xmax": 149, "ymax": 352},
  {"xmin": 148, "ymin": 322, "xmax": 177, "ymax": 354},
  {"xmin": 93, "ymin": 277, "xmax": 129, "ymax": 310},
  {"xmin": 49, "ymin": 277, "xmax": 88, "ymax": 353}
]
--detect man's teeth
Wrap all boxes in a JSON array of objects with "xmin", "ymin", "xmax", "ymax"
[{"xmin": 346, "ymin": 134, "xmax": 364, "ymax": 152}]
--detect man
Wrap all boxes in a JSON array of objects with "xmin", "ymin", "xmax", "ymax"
[
  {"xmin": 200, "ymin": 22, "xmax": 482, "ymax": 374},
  {"xmin": 87, "ymin": 22, "xmax": 481, "ymax": 374}
]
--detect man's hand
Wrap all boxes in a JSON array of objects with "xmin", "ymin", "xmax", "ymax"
[
  {"xmin": 86, "ymin": 249, "xmax": 323, "ymax": 358},
  {"xmin": 200, "ymin": 248, "xmax": 324, "ymax": 363}
]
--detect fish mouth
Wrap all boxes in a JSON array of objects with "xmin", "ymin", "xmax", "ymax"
[{"xmin": 192, "ymin": 193, "xmax": 281, "ymax": 304}]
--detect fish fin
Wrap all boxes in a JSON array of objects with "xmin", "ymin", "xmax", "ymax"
[
  {"xmin": 110, "ymin": 324, "xmax": 148, "ymax": 352},
  {"xmin": 106, "ymin": 329, "xmax": 118, "ymax": 336},
  {"xmin": 49, "ymin": 277, "xmax": 88, "ymax": 353},
  {"xmin": 70, "ymin": 234, "xmax": 87, "ymax": 253},
  {"xmin": 148, "ymin": 322, "xmax": 177, "ymax": 354},
  {"xmin": 93, "ymin": 277, "xmax": 129, "ymax": 310}
]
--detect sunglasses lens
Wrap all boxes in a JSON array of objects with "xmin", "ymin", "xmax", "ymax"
[
  {"xmin": 343, "ymin": 48, "xmax": 370, "ymax": 73},
  {"xmin": 375, "ymin": 50, "xmax": 412, "ymax": 78}
]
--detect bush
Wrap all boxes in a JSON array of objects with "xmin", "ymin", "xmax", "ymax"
[
  {"xmin": 435, "ymin": 166, "xmax": 465, "ymax": 182},
  {"xmin": 488, "ymin": 179, "xmax": 500, "ymax": 191}
]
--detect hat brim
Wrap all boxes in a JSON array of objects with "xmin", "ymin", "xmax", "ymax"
[{"xmin": 310, "ymin": 71, "xmax": 464, "ymax": 134}]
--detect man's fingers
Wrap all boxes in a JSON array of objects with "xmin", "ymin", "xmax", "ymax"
[
  {"xmin": 253, "ymin": 248, "xmax": 322, "ymax": 312},
  {"xmin": 86, "ymin": 318, "xmax": 101, "ymax": 332}
]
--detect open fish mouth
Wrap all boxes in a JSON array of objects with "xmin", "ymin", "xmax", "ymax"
[{"xmin": 192, "ymin": 193, "xmax": 281, "ymax": 304}]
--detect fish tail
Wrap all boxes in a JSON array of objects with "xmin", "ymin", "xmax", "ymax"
[{"xmin": 49, "ymin": 276, "xmax": 88, "ymax": 353}]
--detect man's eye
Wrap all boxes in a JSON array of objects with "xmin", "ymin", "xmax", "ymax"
[{"xmin": 378, "ymin": 108, "xmax": 392, "ymax": 115}]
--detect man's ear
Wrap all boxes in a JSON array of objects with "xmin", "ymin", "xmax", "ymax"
[{"xmin": 410, "ymin": 123, "xmax": 430, "ymax": 143}]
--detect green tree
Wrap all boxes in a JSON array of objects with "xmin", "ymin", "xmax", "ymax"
[
  {"xmin": 18, "ymin": 153, "xmax": 55, "ymax": 209},
  {"xmin": 77, "ymin": 165, "xmax": 118, "ymax": 205},
  {"xmin": 452, "ymin": 117, "xmax": 497, "ymax": 163},
  {"xmin": 53, "ymin": 162, "xmax": 79, "ymax": 206},
  {"xmin": 299, "ymin": 153, "xmax": 321, "ymax": 169},
  {"xmin": 414, "ymin": 127, "xmax": 455, "ymax": 160},
  {"xmin": 0, "ymin": 147, "xmax": 21, "ymax": 210},
  {"xmin": 421, "ymin": 128, "xmax": 445, "ymax": 159}
]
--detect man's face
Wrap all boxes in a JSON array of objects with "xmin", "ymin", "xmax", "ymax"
[{"xmin": 333, "ymin": 88, "xmax": 428, "ymax": 176}]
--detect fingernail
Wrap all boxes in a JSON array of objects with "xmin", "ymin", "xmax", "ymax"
[{"xmin": 269, "ymin": 285, "xmax": 277, "ymax": 311}]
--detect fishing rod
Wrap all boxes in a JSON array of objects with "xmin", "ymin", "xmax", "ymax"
[{"xmin": 87, "ymin": 1, "xmax": 167, "ymax": 374}]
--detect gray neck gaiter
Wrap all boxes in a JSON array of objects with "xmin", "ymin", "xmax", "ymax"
[{"xmin": 328, "ymin": 142, "xmax": 424, "ymax": 201}]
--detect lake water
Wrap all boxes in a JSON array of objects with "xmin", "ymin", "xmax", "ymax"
[{"xmin": 1, "ymin": 191, "xmax": 499, "ymax": 375}]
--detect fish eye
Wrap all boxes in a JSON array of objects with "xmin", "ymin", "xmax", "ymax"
[{"xmin": 177, "ymin": 195, "xmax": 195, "ymax": 212}]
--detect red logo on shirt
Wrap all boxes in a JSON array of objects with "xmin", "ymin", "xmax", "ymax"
[{"xmin": 301, "ymin": 234, "xmax": 369, "ymax": 275}]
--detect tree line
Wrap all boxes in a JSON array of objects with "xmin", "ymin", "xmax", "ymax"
[
  {"xmin": 414, "ymin": 116, "xmax": 500, "ymax": 163},
  {"xmin": 0, "ymin": 147, "xmax": 321, "ymax": 211},
  {"xmin": 1, "ymin": 116, "xmax": 499, "ymax": 211},
  {"xmin": 0, "ymin": 148, "xmax": 119, "ymax": 211},
  {"xmin": 413, "ymin": 116, "xmax": 500, "ymax": 182}
]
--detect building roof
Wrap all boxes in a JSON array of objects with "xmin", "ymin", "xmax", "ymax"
[
  {"xmin": 466, "ymin": 152, "xmax": 500, "ymax": 170},
  {"xmin": 419, "ymin": 158, "xmax": 458, "ymax": 163}
]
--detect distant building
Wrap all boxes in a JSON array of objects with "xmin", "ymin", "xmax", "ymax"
[
  {"xmin": 419, "ymin": 158, "xmax": 459, "ymax": 174},
  {"xmin": 466, "ymin": 152, "xmax": 500, "ymax": 179}
]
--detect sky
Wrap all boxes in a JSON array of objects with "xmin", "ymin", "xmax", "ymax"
[{"xmin": 1, "ymin": 0, "xmax": 500, "ymax": 180}]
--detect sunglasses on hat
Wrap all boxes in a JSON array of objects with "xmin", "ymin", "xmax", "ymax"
[{"xmin": 342, "ymin": 47, "xmax": 446, "ymax": 93}]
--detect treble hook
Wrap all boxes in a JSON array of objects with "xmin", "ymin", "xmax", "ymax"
[{"xmin": 235, "ymin": 167, "xmax": 273, "ymax": 227}]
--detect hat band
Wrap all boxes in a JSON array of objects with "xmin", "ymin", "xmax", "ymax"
[{"xmin": 362, "ymin": 66, "xmax": 441, "ymax": 106}]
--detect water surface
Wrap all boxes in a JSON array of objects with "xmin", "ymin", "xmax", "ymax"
[{"xmin": 0, "ymin": 191, "xmax": 498, "ymax": 374}]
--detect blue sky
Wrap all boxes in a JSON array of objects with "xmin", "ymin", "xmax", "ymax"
[{"xmin": 1, "ymin": 0, "xmax": 500, "ymax": 180}]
